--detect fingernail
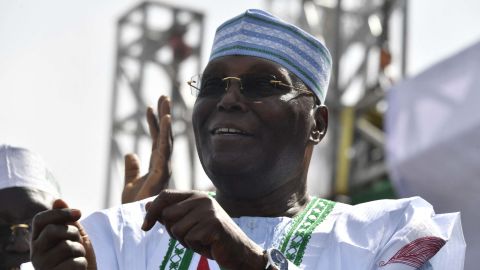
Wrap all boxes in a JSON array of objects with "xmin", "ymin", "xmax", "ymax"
[
  {"xmin": 141, "ymin": 219, "xmax": 148, "ymax": 231},
  {"xmin": 70, "ymin": 209, "xmax": 81, "ymax": 218}
]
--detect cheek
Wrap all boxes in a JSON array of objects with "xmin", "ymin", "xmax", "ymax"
[
  {"xmin": 192, "ymin": 99, "xmax": 213, "ymax": 134},
  {"xmin": 258, "ymin": 99, "xmax": 310, "ymax": 141}
]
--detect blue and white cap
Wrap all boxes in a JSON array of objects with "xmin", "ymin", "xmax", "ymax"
[{"xmin": 209, "ymin": 9, "xmax": 332, "ymax": 104}]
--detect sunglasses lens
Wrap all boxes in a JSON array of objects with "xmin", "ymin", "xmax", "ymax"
[
  {"xmin": 242, "ymin": 75, "xmax": 284, "ymax": 98},
  {"xmin": 198, "ymin": 77, "xmax": 225, "ymax": 97},
  {"xmin": 190, "ymin": 74, "xmax": 295, "ymax": 99}
]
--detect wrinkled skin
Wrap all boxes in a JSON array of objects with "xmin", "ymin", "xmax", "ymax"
[
  {"xmin": 143, "ymin": 56, "xmax": 329, "ymax": 269},
  {"xmin": 192, "ymin": 56, "xmax": 327, "ymax": 206},
  {"xmin": 30, "ymin": 96, "xmax": 170, "ymax": 270},
  {"xmin": 0, "ymin": 187, "xmax": 54, "ymax": 270},
  {"xmin": 142, "ymin": 190, "xmax": 266, "ymax": 269},
  {"xmin": 30, "ymin": 199, "xmax": 96, "ymax": 270},
  {"xmin": 122, "ymin": 96, "xmax": 173, "ymax": 203},
  {"xmin": 30, "ymin": 55, "xmax": 328, "ymax": 270}
]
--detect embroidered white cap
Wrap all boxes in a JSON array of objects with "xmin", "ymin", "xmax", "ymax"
[{"xmin": 0, "ymin": 144, "xmax": 60, "ymax": 197}]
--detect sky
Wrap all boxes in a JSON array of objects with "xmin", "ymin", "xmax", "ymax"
[{"xmin": 1, "ymin": 0, "xmax": 480, "ymax": 215}]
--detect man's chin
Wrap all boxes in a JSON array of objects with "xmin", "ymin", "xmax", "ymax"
[{"xmin": 0, "ymin": 254, "xmax": 30, "ymax": 270}]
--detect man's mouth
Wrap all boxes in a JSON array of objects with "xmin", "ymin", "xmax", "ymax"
[{"xmin": 211, "ymin": 127, "xmax": 252, "ymax": 136}]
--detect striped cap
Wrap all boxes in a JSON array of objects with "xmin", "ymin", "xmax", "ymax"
[{"xmin": 209, "ymin": 9, "xmax": 332, "ymax": 103}]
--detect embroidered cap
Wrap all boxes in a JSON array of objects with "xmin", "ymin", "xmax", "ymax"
[
  {"xmin": 209, "ymin": 9, "xmax": 332, "ymax": 104},
  {"xmin": 0, "ymin": 144, "xmax": 60, "ymax": 197}
]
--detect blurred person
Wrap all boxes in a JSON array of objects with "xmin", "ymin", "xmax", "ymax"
[
  {"xmin": 0, "ymin": 145, "xmax": 60, "ymax": 270},
  {"xmin": 30, "ymin": 9, "xmax": 465, "ymax": 270}
]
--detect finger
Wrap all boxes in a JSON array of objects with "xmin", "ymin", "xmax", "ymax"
[
  {"xmin": 33, "ymin": 224, "xmax": 81, "ymax": 253},
  {"xmin": 161, "ymin": 197, "xmax": 198, "ymax": 224},
  {"xmin": 124, "ymin": 153, "xmax": 141, "ymax": 185},
  {"xmin": 157, "ymin": 114, "xmax": 173, "ymax": 159},
  {"xmin": 138, "ymin": 116, "xmax": 172, "ymax": 200},
  {"xmin": 167, "ymin": 208, "xmax": 197, "ymax": 243},
  {"xmin": 32, "ymin": 200, "xmax": 81, "ymax": 241},
  {"xmin": 182, "ymin": 223, "xmax": 214, "ymax": 259},
  {"xmin": 34, "ymin": 240, "xmax": 86, "ymax": 268},
  {"xmin": 142, "ymin": 190, "xmax": 193, "ymax": 231},
  {"xmin": 158, "ymin": 95, "xmax": 170, "ymax": 119},
  {"xmin": 152, "ymin": 96, "xmax": 167, "ymax": 145},
  {"xmin": 145, "ymin": 201, "xmax": 152, "ymax": 211},
  {"xmin": 53, "ymin": 199, "xmax": 70, "ymax": 209},
  {"xmin": 51, "ymin": 257, "xmax": 88, "ymax": 270},
  {"xmin": 147, "ymin": 107, "xmax": 159, "ymax": 149},
  {"xmin": 75, "ymin": 221, "xmax": 97, "ymax": 269}
]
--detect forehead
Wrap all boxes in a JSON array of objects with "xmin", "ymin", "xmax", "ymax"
[
  {"xmin": 0, "ymin": 187, "xmax": 53, "ymax": 223},
  {"xmin": 204, "ymin": 55, "xmax": 290, "ymax": 79}
]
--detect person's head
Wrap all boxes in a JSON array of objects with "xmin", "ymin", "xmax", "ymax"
[
  {"xmin": 0, "ymin": 145, "xmax": 59, "ymax": 269},
  {"xmin": 191, "ymin": 10, "xmax": 332, "ymax": 199}
]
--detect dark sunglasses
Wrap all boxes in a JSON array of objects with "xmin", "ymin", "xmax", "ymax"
[{"xmin": 187, "ymin": 73, "xmax": 314, "ymax": 100}]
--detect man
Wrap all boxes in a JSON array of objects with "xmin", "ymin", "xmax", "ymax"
[
  {"xmin": 30, "ymin": 9, "xmax": 465, "ymax": 270},
  {"xmin": 0, "ymin": 145, "xmax": 60, "ymax": 270}
]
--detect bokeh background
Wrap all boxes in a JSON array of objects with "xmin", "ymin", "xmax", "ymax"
[{"xmin": 1, "ymin": 0, "xmax": 479, "ymax": 268}]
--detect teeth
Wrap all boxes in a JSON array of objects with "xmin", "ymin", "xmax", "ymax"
[{"xmin": 214, "ymin": 127, "xmax": 247, "ymax": 135}]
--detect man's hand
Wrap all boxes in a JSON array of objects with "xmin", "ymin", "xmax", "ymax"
[
  {"xmin": 122, "ymin": 95, "xmax": 173, "ymax": 203},
  {"xmin": 142, "ymin": 190, "xmax": 266, "ymax": 270},
  {"xmin": 31, "ymin": 199, "xmax": 96, "ymax": 270}
]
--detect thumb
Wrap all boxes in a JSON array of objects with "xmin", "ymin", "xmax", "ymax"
[
  {"xmin": 124, "ymin": 153, "xmax": 141, "ymax": 185},
  {"xmin": 52, "ymin": 198, "xmax": 69, "ymax": 209}
]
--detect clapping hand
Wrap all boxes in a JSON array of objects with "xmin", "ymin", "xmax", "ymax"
[{"xmin": 122, "ymin": 95, "xmax": 173, "ymax": 203}]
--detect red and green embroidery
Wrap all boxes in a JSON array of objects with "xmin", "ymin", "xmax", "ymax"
[{"xmin": 159, "ymin": 196, "xmax": 335, "ymax": 269}]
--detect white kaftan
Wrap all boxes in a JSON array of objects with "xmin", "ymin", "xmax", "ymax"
[{"xmin": 67, "ymin": 196, "xmax": 466, "ymax": 269}]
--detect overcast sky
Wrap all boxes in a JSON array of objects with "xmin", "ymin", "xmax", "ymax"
[{"xmin": 1, "ymin": 0, "xmax": 480, "ymax": 215}]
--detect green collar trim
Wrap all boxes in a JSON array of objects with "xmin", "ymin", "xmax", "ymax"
[
  {"xmin": 280, "ymin": 197, "xmax": 336, "ymax": 266},
  {"xmin": 159, "ymin": 196, "xmax": 335, "ymax": 269}
]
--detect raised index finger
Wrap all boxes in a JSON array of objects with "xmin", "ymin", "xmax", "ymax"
[
  {"xmin": 32, "ymin": 208, "xmax": 81, "ymax": 241},
  {"xmin": 142, "ymin": 189, "xmax": 193, "ymax": 231}
]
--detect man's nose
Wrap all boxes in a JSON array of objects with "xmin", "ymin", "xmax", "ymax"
[
  {"xmin": 5, "ymin": 227, "xmax": 30, "ymax": 253},
  {"xmin": 216, "ymin": 78, "xmax": 248, "ymax": 112}
]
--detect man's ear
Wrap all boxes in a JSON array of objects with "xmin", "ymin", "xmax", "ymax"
[{"xmin": 309, "ymin": 105, "xmax": 328, "ymax": 144}]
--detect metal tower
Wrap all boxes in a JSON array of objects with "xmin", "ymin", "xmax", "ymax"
[
  {"xmin": 104, "ymin": 1, "xmax": 204, "ymax": 207},
  {"xmin": 267, "ymin": 0, "xmax": 408, "ymax": 201}
]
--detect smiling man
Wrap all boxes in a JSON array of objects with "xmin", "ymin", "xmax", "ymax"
[
  {"xmin": 0, "ymin": 145, "xmax": 59, "ymax": 270},
  {"xmin": 29, "ymin": 9, "xmax": 465, "ymax": 270}
]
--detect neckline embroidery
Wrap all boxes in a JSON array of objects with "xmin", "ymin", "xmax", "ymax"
[{"xmin": 158, "ymin": 196, "xmax": 335, "ymax": 269}]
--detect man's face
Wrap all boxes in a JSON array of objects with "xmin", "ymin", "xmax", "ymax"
[
  {"xmin": 0, "ymin": 187, "xmax": 54, "ymax": 270},
  {"xmin": 192, "ymin": 55, "xmax": 318, "ymax": 198}
]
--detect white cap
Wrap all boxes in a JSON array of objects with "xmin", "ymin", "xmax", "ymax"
[{"xmin": 0, "ymin": 144, "xmax": 60, "ymax": 197}]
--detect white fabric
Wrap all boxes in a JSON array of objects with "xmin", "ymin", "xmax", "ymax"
[
  {"xmin": 80, "ymin": 196, "xmax": 465, "ymax": 270},
  {"xmin": 386, "ymin": 40, "xmax": 480, "ymax": 270},
  {"xmin": 20, "ymin": 262, "xmax": 34, "ymax": 270},
  {"xmin": 0, "ymin": 144, "xmax": 60, "ymax": 197}
]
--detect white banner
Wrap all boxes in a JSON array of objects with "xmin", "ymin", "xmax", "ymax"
[{"xmin": 386, "ymin": 40, "xmax": 480, "ymax": 270}]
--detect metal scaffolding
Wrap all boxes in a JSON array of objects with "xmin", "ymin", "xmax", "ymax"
[
  {"xmin": 104, "ymin": 1, "xmax": 204, "ymax": 207},
  {"xmin": 267, "ymin": 0, "xmax": 408, "ymax": 200}
]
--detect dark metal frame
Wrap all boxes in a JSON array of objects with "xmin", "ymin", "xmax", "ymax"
[{"xmin": 104, "ymin": 1, "xmax": 204, "ymax": 207}]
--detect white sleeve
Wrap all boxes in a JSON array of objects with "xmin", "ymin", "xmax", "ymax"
[
  {"xmin": 80, "ymin": 197, "xmax": 163, "ymax": 270},
  {"xmin": 81, "ymin": 210, "xmax": 122, "ymax": 270},
  {"xmin": 19, "ymin": 262, "xmax": 34, "ymax": 270},
  {"xmin": 373, "ymin": 197, "xmax": 466, "ymax": 270}
]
